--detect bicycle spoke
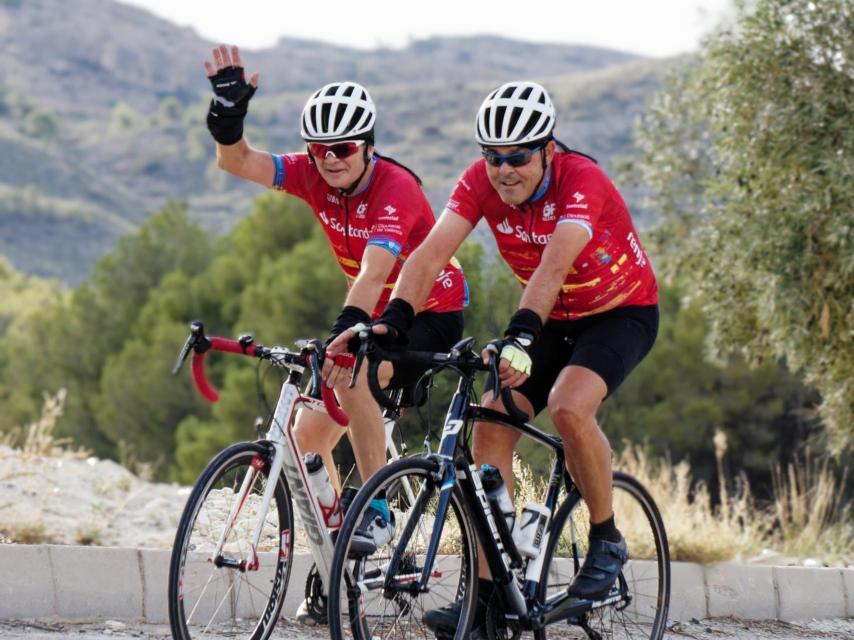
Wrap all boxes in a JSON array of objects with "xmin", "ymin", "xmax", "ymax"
[{"xmin": 168, "ymin": 444, "xmax": 293, "ymax": 640}]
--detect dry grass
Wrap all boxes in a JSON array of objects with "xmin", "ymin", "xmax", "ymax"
[
  {"xmin": 616, "ymin": 444, "xmax": 767, "ymax": 563},
  {"xmin": 772, "ymin": 456, "xmax": 854, "ymax": 563},
  {"xmin": 74, "ymin": 524, "xmax": 104, "ymax": 546},
  {"xmin": 1, "ymin": 389, "xmax": 90, "ymax": 459},
  {"xmin": 513, "ymin": 436, "xmax": 851, "ymax": 565},
  {"xmin": 1, "ymin": 520, "xmax": 55, "ymax": 544}
]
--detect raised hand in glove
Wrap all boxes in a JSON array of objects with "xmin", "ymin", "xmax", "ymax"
[{"xmin": 203, "ymin": 44, "xmax": 259, "ymax": 145}]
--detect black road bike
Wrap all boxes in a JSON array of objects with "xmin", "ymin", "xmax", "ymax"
[{"xmin": 327, "ymin": 334, "xmax": 670, "ymax": 640}]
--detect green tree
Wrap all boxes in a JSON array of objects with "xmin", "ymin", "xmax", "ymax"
[
  {"xmin": 603, "ymin": 284, "xmax": 819, "ymax": 494},
  {"xmin": 631, "ymin": 0, "xmax": 853, "ymax": 446},
  {"xmin": 0, "ymin": 257, "xmax": 63, "ymax": 431},
  {"xmin": 23, "ymin": 109, "xmax": 59, "ymax": 142}
]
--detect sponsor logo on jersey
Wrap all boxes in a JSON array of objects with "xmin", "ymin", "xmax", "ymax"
[
  {"xmin": 384, "ymin": 205, "xmax": 397, "ymax": 215},
  {"xmin": 327, "ymin": 193, "xmax": 340, "ymax": 205},
  {"xmin": 542, "ymin": 201, "xmax": 556, "ymax": 221},
  {"xmin": 515, "ymin": 225, "xmax": 552, "ymax": 245},
  {"xmin": 356, "ymin": 202, "xmax": 368, "ymax": 218},
  {"xmin": 446, "ymin": 199, "xmax": 460, "ymax": 212},
  {"xmin": 319, "ymin": 212, "xmax": 370, "ymax": 239},
  {"xmin": 496, "ymin": 219, "xmax": 514, "ymax": 234},
  {"xmin": 627, "ymin": 231, "xmax": 648, "ymax": 267},
  {"xmin": 566, "ymin": 192, "xmax": 588, "ymax": 210},
  {"xmin": 459, "ymin": 178, "xmax": 472, "ymax": 192}
]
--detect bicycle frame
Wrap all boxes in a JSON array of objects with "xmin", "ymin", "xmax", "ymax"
[
  {"xmin": 383, "ymin": 371, "xmax": 601, "ymax": 629},
  {"xmin": 188, "ymin": 341, "xmax": 413, "ymax": 595}
]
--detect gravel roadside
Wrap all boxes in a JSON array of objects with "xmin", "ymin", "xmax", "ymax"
[{"xmin": 1, "ymin": 617, "xmax": 853, "ymax": 639}]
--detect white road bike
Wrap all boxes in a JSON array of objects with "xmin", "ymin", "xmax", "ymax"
[{"xmin": 167, "ymin": 321, "xmax": 421, "ymax": 640}]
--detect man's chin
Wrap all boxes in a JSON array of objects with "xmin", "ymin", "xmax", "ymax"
[{"xmin": 497, "ymin": 187, "xmax": 527, "ymax": 206}]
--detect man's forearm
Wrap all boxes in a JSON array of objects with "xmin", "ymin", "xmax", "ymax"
[
  {"xmin": 390, "ymin": 248, "xmax": 446, "ymax": 312},
  {"xmin": 215, "ymin": 138, "xmax": 251, "ymax": 174}
]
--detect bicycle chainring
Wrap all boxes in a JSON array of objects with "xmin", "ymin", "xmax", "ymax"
[
  {"xmin": 303, "ymin": 563, "xmax": 328, "ymax": 624},
  {"xmin": 485, "ymin": 590, "xmax": 521, "ymax": 640}
]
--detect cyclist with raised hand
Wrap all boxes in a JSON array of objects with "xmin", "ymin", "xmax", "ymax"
[
  {"xmin": 328, "ymin": 81, "xmax": 658, "ymax": 635},
  {"xmin": 203, "ymin": 44, "xmax": 468, "ymax": 557}
]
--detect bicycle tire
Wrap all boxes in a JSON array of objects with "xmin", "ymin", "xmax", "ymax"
[
  {"xmin": 537, "ymin": 471, "xmax": 671, "ymax": 640},
  {"xmin": 328, "ymin": 456, "xmax": 478, "ymax": 640},
  {"xmin": 168, "ymin": 441, "xmax": 294, "ymax": 640}
]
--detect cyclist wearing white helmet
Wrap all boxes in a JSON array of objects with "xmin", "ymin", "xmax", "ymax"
[
  {"xmin": 329, "ymin": 80, "xmax": 659, "ymax": 634},
  {"xmin": 203, "ymin": 45, "xmax": 469, "ymax": 564}
]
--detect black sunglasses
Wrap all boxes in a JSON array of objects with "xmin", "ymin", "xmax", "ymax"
[{"xmin": 481, "ymin": 144, "xmax": 545, "ymax": 168}]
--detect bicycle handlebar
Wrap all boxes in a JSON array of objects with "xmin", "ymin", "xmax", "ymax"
[
  {"xmin": 351, "ymin": 330, "xmax": 530, "ymax": 423},
  {"xmin": 173, "ymin": 321, "xmax": 349, "ymax": 426}
]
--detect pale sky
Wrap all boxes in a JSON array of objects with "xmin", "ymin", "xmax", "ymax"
[{"xmin": 119, "ymin": 0, "xmax": 734, "ymax": 58}]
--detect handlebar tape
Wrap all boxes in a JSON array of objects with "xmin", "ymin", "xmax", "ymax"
[{"xmin": 320, "ymin": 383, "xmax": 349, "ymax": 427}]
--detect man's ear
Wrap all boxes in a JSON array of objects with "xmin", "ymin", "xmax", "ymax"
[{"xmin": 544, "ymin": 139, "xmax": 557, "ymax": 165}]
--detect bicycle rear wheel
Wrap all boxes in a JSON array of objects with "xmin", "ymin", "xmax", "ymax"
[
  {"xmin": 538, "ymin": 471, "xmax": 670, "ymax": 640},
  {"xmin": 168, "ymin": 441, "xmax": 294, "ymax": 640},
  {"xmin": 328, "ymin": 456, "xmax": 477, "ymax": 640}
]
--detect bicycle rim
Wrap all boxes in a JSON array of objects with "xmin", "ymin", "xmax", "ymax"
[
  {"xmin": 168, "ymin": 442, "xmax": 294, "ymax": 640},
  {"xmin": 328, "ymin": 456, "xmax": 477, "ymax": 640},
  {"xmin": 538, "ymin": 471, "xmax": 670, "ymax": 640}
]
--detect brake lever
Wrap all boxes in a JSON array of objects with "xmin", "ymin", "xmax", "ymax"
[
  {"xmin": 485, "ymin": 342, "xmax": 501, "ymax": 402},
  {"xmin": 172, "ymin": 320, "xmax": 208, "ymax": 375},
  {"xmin": 306, "ymin": 340, "xmax": 323, "ymax": 398},
  {"xmin": 349, "ymin": 330, "xmax": 371, "ymax": 389},
  {"xmin": 172, "ymin": 333, "xmax": 195, "ymax": 376}
]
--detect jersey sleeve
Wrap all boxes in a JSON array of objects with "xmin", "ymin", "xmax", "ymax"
[
  {"xmin": 556, "ymin": 164, "xmax": 611, "ymax": 240},
  {"xmin": 271, "ymin": 152, "xmax": 315, "ymax": 200},
  {"xmin": 444, "ymin": 163, "xmax": 484, "ymax": 226},
  {"xmin": 366, "ymin": 178, "xmax": 421, "ymax": 258}
]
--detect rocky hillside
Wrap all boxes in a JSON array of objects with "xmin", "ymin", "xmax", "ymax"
[{"xmin": 0, "ymin": 0, "xmax": 671, "ymax": 284}]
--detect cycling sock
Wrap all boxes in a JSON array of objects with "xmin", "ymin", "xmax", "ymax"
[
  {"xmin": 589, "ymin": 514, "xmax": 621, "ymax": 543},
  {"xmin": 369, "ymin": 498, "xmax": 390, "ymax": 521}
]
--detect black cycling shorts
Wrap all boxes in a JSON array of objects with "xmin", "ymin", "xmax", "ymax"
[
  {"xmin": 513, "ymin": 305, "xmax": 659, "ymax": 416},
  {"xmin": 389, "ymin": 310, "xmax": 464, "ymax": 391}
]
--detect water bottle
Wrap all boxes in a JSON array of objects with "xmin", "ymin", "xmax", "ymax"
[
  {"xmin": 479, "ymin": 464, "xmax": 515, "ymax": 532},
  {"xmin": 304, "ymin": 452, "xmax": 342, "ymax": 530},
  {"xmin": 513, "ymin": 503, "xmax": 551, "ymax": 559}
]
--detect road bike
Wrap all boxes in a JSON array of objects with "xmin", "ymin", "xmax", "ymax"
[
  {"xmin": 328, "ymin": 334, "xmax": 671, "ymax": 640},
  {"xmin": 167, "ymin": 321, "xmax": 421, "ymax": 639}
]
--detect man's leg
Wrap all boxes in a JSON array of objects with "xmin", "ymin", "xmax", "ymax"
[
  {"xmin": 547, "ymin": 364, "xmax": 627, "ymax": 599},
  {"xmin": 293, "ymin": 408, "xmax": 346, "ymax": 491},
  {"xmin": 547, "ymin": 364, "xmax": 611, "ymax": 523}
]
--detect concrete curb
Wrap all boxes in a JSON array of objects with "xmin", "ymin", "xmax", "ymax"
[{"xmin": 0, "ymin": 545, "xmax": 851, "ymax": 622}]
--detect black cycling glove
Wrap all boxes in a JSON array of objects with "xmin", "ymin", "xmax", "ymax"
[
  {"xmin": 327, "ymin": 305, "xmax": 373, "ymax": 352},
  {"xmin": 503, "ymin": 308, "xmax": 543, "ymax": 347},
  {"xmin": 374, "ymin": 298, "xmax": 415, "ymax": 347},
  {"xmin": 206, "ymin": 65, "xmax": 256, "ymax": 145}
]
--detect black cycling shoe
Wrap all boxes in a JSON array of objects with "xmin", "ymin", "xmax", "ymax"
[
  {"xmin": 423, "ymin": 580, "xmax": 491, "ymax": 638},
  {"xmin": 568, "ymin": 535, "xmax": 629, "ymax": 600}
]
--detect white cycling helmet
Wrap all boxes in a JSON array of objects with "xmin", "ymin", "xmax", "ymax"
[
  {"xmin": 301, "ymin": 81, "xmax": 376, "ymax": 142},
  {"xmin": 475, "ymin": 81, "xmax": 556, "ymax": 146}
]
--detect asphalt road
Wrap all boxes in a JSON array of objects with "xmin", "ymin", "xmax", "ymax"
[{"xmin": 1, "ymin": 617, "xmax": 853, "ymax": 639}]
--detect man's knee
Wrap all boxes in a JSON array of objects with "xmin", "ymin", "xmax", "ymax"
[{"xmin": 548, "ymin": 393, "xmax": 600, "ymax": 440}]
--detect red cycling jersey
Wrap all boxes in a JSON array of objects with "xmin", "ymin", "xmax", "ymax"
[
  {"xmin": 273, "ymin": 152, "xmax": 468, "ymax": 317},
  {"xmin": 446, "ymin": 152, "xmax": 657, "ymax": 321}
]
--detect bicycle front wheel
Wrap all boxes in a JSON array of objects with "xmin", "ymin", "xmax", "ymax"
[
  {"xmin": 539, "ymin": 471, "xmax": 670, "ymax": 640},
  {"xmin": 168, "ymin": 441, "xmax": 294, "ymax": 640},
  {"xmin": 328, "ymin": 456, "xmax": 477, "ymax": 640}
]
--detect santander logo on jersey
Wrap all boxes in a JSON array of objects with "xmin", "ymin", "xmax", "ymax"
[
  {"xmin": 496, "ymin": 219, "xmax": 514, "ymax": 234},
  {"xmin": 496, "ymin": 218, "xmax": 551, "ymax": 244},
  {"xmin": 319, "ymin": 211, "xmax": 370, "ymax": 239}
]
